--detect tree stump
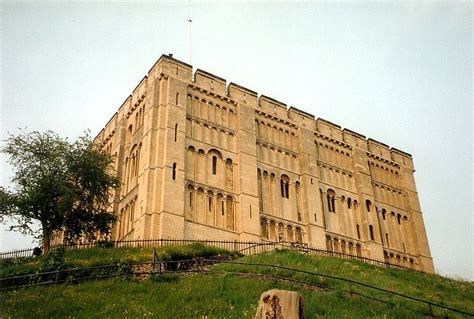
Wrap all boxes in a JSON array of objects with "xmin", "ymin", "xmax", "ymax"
[{"xmin": 254, "ymin": 289, "xmax": 303, "ymax": 319}]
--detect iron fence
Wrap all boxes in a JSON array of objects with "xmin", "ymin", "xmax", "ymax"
[
  {"xmin": 1, "ymin": 256, "xmax": 471, "ymax": 318},
  {"xmin": 0, "ymin": 238, "xmax": 410, "ymax": 272}
]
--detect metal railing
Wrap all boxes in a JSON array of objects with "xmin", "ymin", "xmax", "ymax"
[
  {"xmin": 0, "ymin": 238, "xmax": 411, "ymax": 271},
  {"xmin": 1, "ymin": 255, "xmax": 471, "ymax": 318}
]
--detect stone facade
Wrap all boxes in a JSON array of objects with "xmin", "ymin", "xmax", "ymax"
[{"xmin": 94, "ymin": 54, "xmax": 434, "ymax": 273}]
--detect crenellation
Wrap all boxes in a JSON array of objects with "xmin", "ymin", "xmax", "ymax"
[
  {"xmin": 258, "ymin": 95, "xmax": 288, "ymax": 119},
  {"xmin": 90, "ymin": 54, "xmax": 434, "ymax": 274},
  {"xmin": 227, "ymin": 82, "xmax": 258, "ymax": 107},
  {"xmin": 194, "ymin": 69, "xmax": 227, "ymax": 95},
  {"xmin": 316, "ymin": 118, "xmax": 343, "ymax": 142}
]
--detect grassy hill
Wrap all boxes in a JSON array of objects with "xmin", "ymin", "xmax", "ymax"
[{"xmin": 1, "ymin": 245, "xmax": 472, "ymax": 318}]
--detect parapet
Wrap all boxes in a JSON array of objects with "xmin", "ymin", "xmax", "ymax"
[
  {"xmin": 194, "ymin": 69, "xmax": 227, "ymax": 95},
  {"xmin": 227, "ymin": 82, "xmax": 258, "ymax": 107},
  {"xmin": 107, "ymin": 53, "xmax": 416, "ymax": 162}
]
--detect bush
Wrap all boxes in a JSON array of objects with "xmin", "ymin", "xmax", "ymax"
[{"xmin": 40, "ymin": 248, "xmax": 68, "ymax": 272}]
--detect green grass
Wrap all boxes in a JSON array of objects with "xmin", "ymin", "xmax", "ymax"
[
  {"xmin": 0, "ymin": 243, "xmax": 233, "ymax": 278},
  {"xmin": 1, "ymin": 248, "xmax": 473, "ymax": 318}
]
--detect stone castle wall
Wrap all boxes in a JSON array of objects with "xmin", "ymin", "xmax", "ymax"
[{"xmin": 94, "ymin": 54, "xmax": 434, "ymax": 273}]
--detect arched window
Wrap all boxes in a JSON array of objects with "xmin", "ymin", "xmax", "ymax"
[
  {"xmin": 326, "ymin": 236, "xmax": 332, "ymax": 251},
  {"xmin": 280, "ymin": 175, "xmax": 290, "ymax": 198},
  {"xmin": 382, "ymin": 209, "xmax": 386, "ymax": 220},
  {"xmin": 286, "ymin": 225, "xmax": 293, "ymax": 242},
  {"xmin": 397, "ymin": 213, "xmax": 402, "ymax": 225},
  {"xmin": 385, "ymin": 233, "xmax": 390, "ymax": 247},
  {"xmin": 226, "ymin": 196, "xmax": 234, "ymax": 230},
  {"xmin": 369, "ymin": 225, "xmax": 375, "ymax": 240},
  {"xmin": 356, "ymin": 224, "xmax": 361, "ymax": 239},
  {"xmin": 172, "ymin": 163, "xmax": 177, "ymax": 180},
  {"xmin": 347, "ymin": 198, "xmax": 352, "ymax": 209},
  {"xmin": 295, "ymin": 227, "xmax": 303, "ymax": 242},
  {"xmin": 366, "ymin": 199, "xmax": 372, "ymax": 212},
  {"xmin": 212, "ymin": 156, "xmax": 217, "ymax": 175},
  {"xmin": 356, "ymin": 244, "xmax": 362, "ymax": 257},
  {"xmin": 261, "ymin": 218, "xmax": 268, "ymax": 239},
  {"xmin": 327, "ymin": 189, "xmax": 336, "ymax": 213}
]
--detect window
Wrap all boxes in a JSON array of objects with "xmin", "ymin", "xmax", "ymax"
[
  {"xmin": 208, "ymin": 197, "xmax": 212, "ymax": 211},
  {"xmin": 366, "ymin": 199, "xmax": 371, "ymax": 212},
  {"xmin": 280, "ymin": 175, "xmax": 289, "ymax": 198},
  {"xmin": 174, "ymin": 123, "xmax": 178, "ymax": 142},
  {"xmin": 369, "ymin": 225, "xmax": 375, "ymax": 240},
  {"xmin": 212, "ymin": 156, "xmax": 217, "ymax": 175},
  {"xmin": 382, "ymin": 209, "xmax": 386, "ymax": 220},
  {"xmin": 347, "ymin": 198, "xmax": 352, "ymax": 209},
  {"xmin": 356, "ymin": 224, "xmax": 361, "ymax": 239},
  {"xmin": 397, "ymin": 214, "xmax": 401, "ymax": 225},
  {"xmin": 385, "ymin": 233, "xmax": 389, "ymax": 247},
  {"xmin": 175, "ymin": 92, "xmax": 179, "ymax": 105},
  {"xmin": 327, "ymin": 189, "xmax": 336, "ymax": 212},
  {"xmin": 172, "ymin": 163, "xmax": 177, "ymax": 180}
]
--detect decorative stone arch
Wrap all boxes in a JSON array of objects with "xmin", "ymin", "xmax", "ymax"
[
  {"xmin": 295, "ymin": 227, "xmax": 303, "ymax": 243},
  {"xmin": 280, "ymin": 174, "xmax": 290, "ymax": 199},
  {"xmin": 286, "ymin": 225, "xmax": 294, "ymax": 242},
  {"xmin": 340, "ymin": 240, "xmax": 347, "ymax": 254},
  {"xmin": 225, "ymin": 158, "xmax": 234, "ymax": 190},
  {"xmin": 348, "ymin": 242, "xmax": 354, "ymax": 255},
  {"xmin": 332, "ymin": 238, "xmax": 339, "ymax": 252},
  {"xmin": 356, "ymin": 244, "xmax": 362, "ymax": 257},
  {"xmin": 327, "ymin": 189, "xmax": 336, "ymax": 213},
  {"xmin": 186, "ymin": 184, "xmax": 195, "ymax": 220},
  {"xmin": 207, "ymin": 190, "xmax": 215, "ymax": 226},
  {"xmin": 196, "ymin": 187, "xmax": 206, "ymax": 223},
  {"xmin": 326, "ymin": 236, "xmax": 333, "ymax": 251},
  {"xmin": 225, "ymin": 195, "xmax": 235, "ymax": 230},
  {"xmin": 261, "ymin": 218, "xmax": 269, "ymax": 239}
]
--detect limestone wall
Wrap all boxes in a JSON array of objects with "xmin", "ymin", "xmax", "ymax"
[{"xmin": 94, "ymin": 54, "xmax": 434, "ymax": 273}]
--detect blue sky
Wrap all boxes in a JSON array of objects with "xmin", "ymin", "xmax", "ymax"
[{"xmin": 1, "ymin": 1, "xmax": 472, "ymax": 280}]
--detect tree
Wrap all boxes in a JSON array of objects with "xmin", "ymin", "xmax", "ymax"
[{"xmin": 0, "ymin": 130, "xmax": 120, "ymax": 252}]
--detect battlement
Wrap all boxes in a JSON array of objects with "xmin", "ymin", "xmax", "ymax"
[{"xmin": 111, "ymin": 53, "xmax": 415, "ymax": 164}]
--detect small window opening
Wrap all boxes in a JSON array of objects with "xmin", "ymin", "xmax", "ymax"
[
  {"xmin": 172, "ymin": 163, "xmax": 177, "ymax": 180},
  {"xmin": 366, "ymin": 200, "xmax": 371, "ymax": 212},
  {"xmin": 369, "ymin": 225, "xmax": 375, "ymax": 241},
  {"xmin": 397, "ymin": 214, "xmax": 401, "ymax": 225},
  {"xmin": 403, "ymin": 243, "xmax": 406, "ymax": 252},
  {"xmin": 356, "ymin": 224, "xmax": 361, "ymax": 239},
  {"xmin": 212, "ymin": 156, "xmax": 217, "ymax": 175},
  {"xmin": 174, "ymin": 123, "xmax": 178, "ymax": 142},
  {"xmin": 175, "ymin": 92, "xmax": 179, "ymax": 105},
  {"xmin": 385, "ymin": 234, "xmax": 389, "ymax": 247},
  {"xmin": 208, "ymin": 197, "xmax": 212, "ymax": 211},
  {"xmin": 297, "ymin": 212, "xmax": 302, "ymax": 222},
  {"xmin": 221, "ymin": 202, "xmax": 225, "ymax": 215},
  {"xmin": 314, "ymin": 213, "xmax": 317, "ymax": 222}
]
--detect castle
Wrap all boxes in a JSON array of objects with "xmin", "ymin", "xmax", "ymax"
[{"xmin": 95, "ymin": 54, "xmax": 434, "ymax": 273}]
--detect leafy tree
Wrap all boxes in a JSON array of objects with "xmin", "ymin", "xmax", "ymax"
[{"xmin": 0, "ymin": 130, "xmax": 120, "ymax": 252}]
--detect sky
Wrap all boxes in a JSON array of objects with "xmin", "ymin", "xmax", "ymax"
[{"xmin": 0, "ymin": 1, "xmax": 472, "ymax": 280}]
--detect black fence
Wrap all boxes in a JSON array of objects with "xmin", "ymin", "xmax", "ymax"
[{"xmin": 0, "ymin": 238, "xmax": 409, "ymax": 272}]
